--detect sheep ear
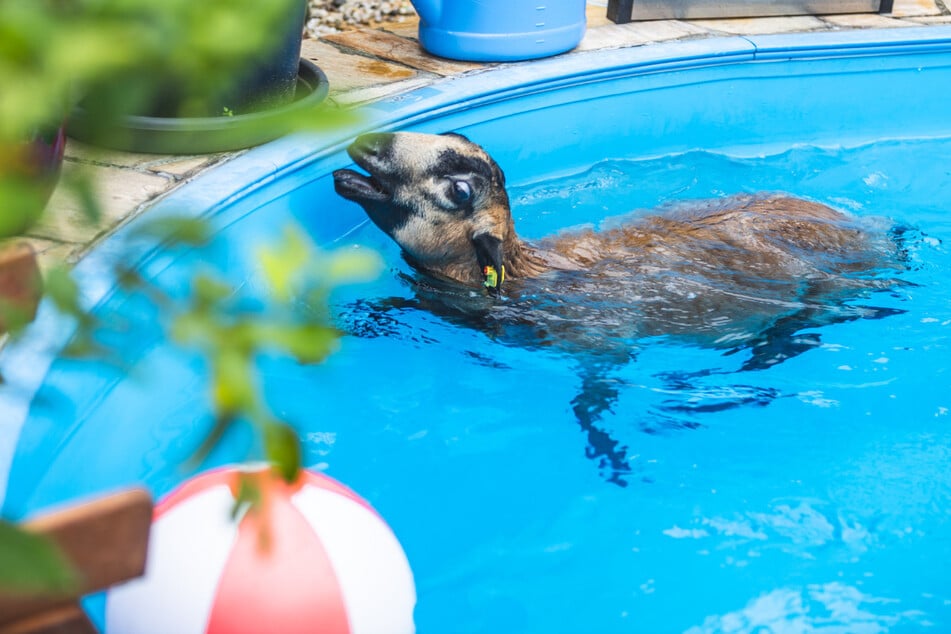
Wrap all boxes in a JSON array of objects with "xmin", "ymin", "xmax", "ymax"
[
  {"xmin": 488, "ymin": 156, "xmax": 506, "ymax": 187},
  {"xmin": 471, "ymin": 232, "xmax": 505, "ymax": 298}
]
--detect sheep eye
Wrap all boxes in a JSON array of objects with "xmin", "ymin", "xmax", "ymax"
[{"xmin": 451, "ymin": 180, "xmax": 472, "ymax": 203}]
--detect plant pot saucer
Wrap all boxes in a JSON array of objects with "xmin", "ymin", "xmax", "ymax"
[{"xmin": 67, "ymin": 59, "xmax": 329, "ymax": 155}]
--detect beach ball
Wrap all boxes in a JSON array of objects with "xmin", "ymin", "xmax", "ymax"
[{"xmin": 105, "ymin": 465, "xmax": 415, "ymax": 634}]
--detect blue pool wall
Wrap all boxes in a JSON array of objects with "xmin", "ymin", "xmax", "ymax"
[{"xmin": 2, "ymin": 26, "xmax": 951, "ymax": 513}]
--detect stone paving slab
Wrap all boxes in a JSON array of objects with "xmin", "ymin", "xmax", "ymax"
[
  {"xmin": 688, "ymin": 15, "xmax": 829, "ymax": 35},
  {"xmin": 376, "ymin": 21, "xmax": 418, "ymax": 39},
  {"xmin": 332, "ymin": 76, "xmax": 441, "ymax": 108},
  {"xmin": 322, "ymin": 28, "xmax": 485, "ymax": 76},
  {"xmin": 301, "ymin": 38, "xmax": 419, "ymax": 94},
  {"xmin": 585, "ymin": 3, "xmax": 615, "ymax": 28},
  {"xmin": 65, "ymin": 141, "xmax": 226, "ymax": 181},
  {"xmin": 890, "ymin": 0, "xmax": 943, "ymax": 16},
  {"xmin": 64, "ymin": 142, "xmax": 160, "ymax": 170},
  {"xmin": 910, "ymin": 14, "xmax": 951, "ymax": 22},
  {"xmin": 821, "ymin": 13, "xmax": 917, "ymax": 28},
  {"xmin": 29, "ymin": 162, "xmax": 171, "ymax": 246},
  {"xmin": 22, "ymin": 237, "xmax": 78, "ymax": 270},
  {"xmin": 146, "ymin": 155, "xmax": 227, "ymax": 179},
  {"xmin": 578, "ymin": 19, "xmax": 712, "ymax": 50}
]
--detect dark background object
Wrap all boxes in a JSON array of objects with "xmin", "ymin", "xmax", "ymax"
[
  {"xmin": 67, "ymin": 60, "xmax": 329, "ymax": 155},
  {"xmin": 608, "ymin": 0, "xmax": 893, "ymax": 23}
]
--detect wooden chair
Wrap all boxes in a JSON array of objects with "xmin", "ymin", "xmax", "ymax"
[{"xmin": 0, "ymin": 489, "xmax": 153, "ymax": 634}]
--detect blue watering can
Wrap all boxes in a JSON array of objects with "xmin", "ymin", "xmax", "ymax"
[{"xmin": 410, "ymin": 0, "xmax": 587, "ymax": 62}]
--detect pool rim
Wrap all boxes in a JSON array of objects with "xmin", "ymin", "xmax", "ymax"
[{"xmin": 3, "ymin": 25, "xmax": 951, "ymax": 508}]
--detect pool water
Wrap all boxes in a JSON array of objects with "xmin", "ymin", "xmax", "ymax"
[
  {"xmin": 319, "ymin": 137, "xmax": 951, "ymax": 632},
  {"xmin": 3, "ymin": 29, "xmax": 951, "ymax": 633},
  {"xmin": 6, "ymin": 136, "xmax": 951, "ymax": 634}
]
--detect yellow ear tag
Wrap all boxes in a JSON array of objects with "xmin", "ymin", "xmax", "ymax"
[{"xmin": 483, "ymin": 265, "xmax": 505, "ymax": 289}]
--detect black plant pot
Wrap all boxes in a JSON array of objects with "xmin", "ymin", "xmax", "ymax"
[
  {"xmin": 31, "ymin": 125, "xmax": 68, "ymax": 181},
  {"xmin": 67, "ymin": 0, "xmax": 330, "ymax": 155},
  {"xmin": 147, "ymin": 0, "xmax": 309, "ymax": 119},
  {"xmin": 68, "ymin": 59, "xmax": 329, "ymax": 155},
  {"xmin": 223, "ymin": 3, "xmax": 309, "ymax": 118},
  {"xmin": 0, "ymin": 125, "xmax": 63, "ymax": 331},
  {"xmin": 1, "ymin": 123, "xmax": 67, "ymax": 238}
]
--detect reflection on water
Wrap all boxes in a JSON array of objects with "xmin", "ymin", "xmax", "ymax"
[{"xmin": 687, "ymin": 582, "xmax": 921, "ymax": 633}]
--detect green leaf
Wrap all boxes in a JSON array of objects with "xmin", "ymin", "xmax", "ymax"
[
  {"xmin": 60, "ymin": 332, "xmax": 112, "ymax": 361},
  {"xmin": 230, "ymin": 472, "xmax": 262, "ymax": 522},
  {"xmin": 210, "ymin": 348, "xmax": 256, "ymax": 414},
  {"xmin": 192, "ymin": 273, "xmax": 233, "ymax": 308},
  {"xmin": 0, "ymin": 300, "xmax": 36, "ymax": 335},
  {"xmin": 0, "ymin": 520, "xmax": 78, "ymax": 595},
  {"xmin": 43, "ymin": 265, "xmax": 82, "ymax": 317},
  {"xmin": 323, "ymin": 248, "xmax": 384, "ymax": 285},
  {"xmin": 260, "ymin": 323, "xmax": 341, "ymax": 365},
  {"xmin": 264, "ymin": 421, "xmax": 301, "ymax": 484},
  {"xmin": 61, "ymin": 168, "xmax": 102, "ymax": 225},
  {"xmin": 133, "ymin": 215, "xmax": 213, "ymax": 247},
  {"xmin": 187, "ymin": 413, "xmax": 236, "ymax": 470},
  {"xmin": 257, "ymin": 228, "xmax": 312, "ymax": 302},
  {"xmin": 170, "ymin": 310, "xmax": 214, "ymax": 347},
  {"xmin": 0, "ymin": 177, "xmax": 50, "ymax": 238}
]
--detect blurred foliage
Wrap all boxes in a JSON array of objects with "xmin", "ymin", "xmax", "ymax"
[
  {"xmin": 0, "ymin": 0, "xmax": 304, "ymax": 141},
  {"xmin": 0, "ymin": 520, "xmax": 78, "ymax": 595},
  {"xmin": 0, "ymin": 0, "xmax": 373, "ymax": 594},
  {"xmin": 110, "ymin": 222, "xmax": 382, "ymax": 487},
  {"xmin": 0, "ymin": 0, "xmax": 352, "ymax": 239}
]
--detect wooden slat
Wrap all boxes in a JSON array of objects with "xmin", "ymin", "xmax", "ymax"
[
  {"xmin": 0, "ymin": 489, "xmax": 153, "ymax": 628},
  {"xmin": 0, "ymin": 605, "xmax": 95, "ymax": 634}
]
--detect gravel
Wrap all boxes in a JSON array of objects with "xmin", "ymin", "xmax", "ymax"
[{"xmin": 306, "ymin": 0, "xmax": 417, "ymax": 37}]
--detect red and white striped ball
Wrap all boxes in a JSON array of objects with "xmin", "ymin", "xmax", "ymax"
[{"xmin": 105, "ymin": 466, "xmax": 416, "ymax": 634}]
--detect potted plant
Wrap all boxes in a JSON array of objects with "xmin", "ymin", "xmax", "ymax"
[
  {"xmin": 66, "ymin": 0, "xmax": 329, "ymax": 154},
  {"xmin": 0, "ymin": 124, "xmax": 67, "ymax": 334}
]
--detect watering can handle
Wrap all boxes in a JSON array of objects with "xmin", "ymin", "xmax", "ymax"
[{"xmin": 409, "ymin": 0, "xmax": 441, "ymax": 24}]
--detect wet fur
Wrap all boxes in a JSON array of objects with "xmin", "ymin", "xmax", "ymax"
[{"xmin": 333, "ymin": 132, "xmax": 905, "ymax": 484}]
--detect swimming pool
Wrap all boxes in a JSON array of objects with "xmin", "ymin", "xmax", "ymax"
[{"xmin": 3, "ymin": 26, "xmax": 951, "ymax": 632}]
